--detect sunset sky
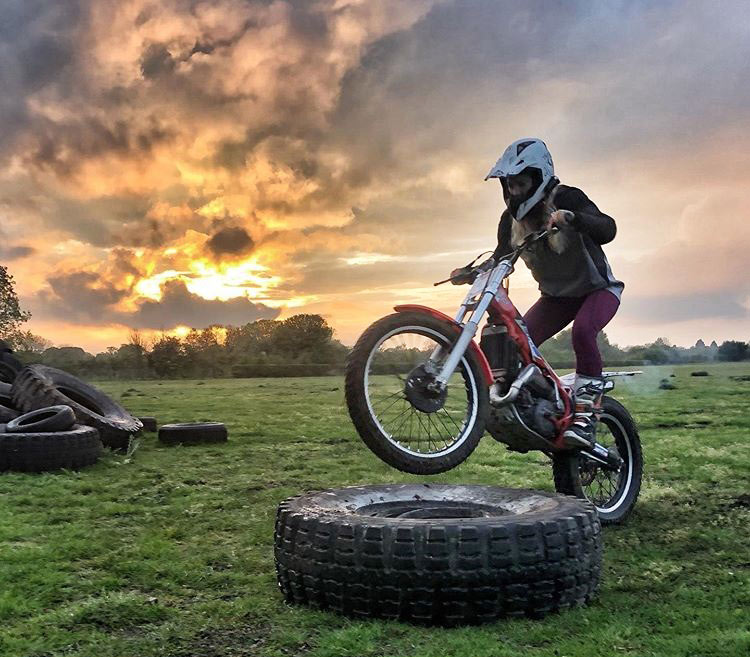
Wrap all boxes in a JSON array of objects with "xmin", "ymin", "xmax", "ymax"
[{"xmin": 1, "ymin": 0, "xmax": 749, "ymax": 353}]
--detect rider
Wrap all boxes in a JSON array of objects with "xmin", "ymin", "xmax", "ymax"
[{"xmin": 456, "ymin": 137, "xmax": 623, "ymax": 448}]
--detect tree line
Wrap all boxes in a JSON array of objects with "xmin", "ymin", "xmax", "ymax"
[
  {"xmin": 1, "ymin": 264, "xmax": 749, "ymax": 379},
  {"xmin": 8, "ymin": 322, "xmax": 750, "ymax": 381}
]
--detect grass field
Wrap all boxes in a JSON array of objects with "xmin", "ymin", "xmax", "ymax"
[{"xmin": 1, "ymin": 362, "xmax": 749, "ymax": 657}]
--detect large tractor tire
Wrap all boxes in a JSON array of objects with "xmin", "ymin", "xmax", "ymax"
[{"xmin": 275, "ymin": 484, "xmax": 602, "ymax": 625}]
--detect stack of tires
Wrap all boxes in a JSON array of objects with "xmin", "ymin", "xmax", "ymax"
[{"xmin": 0, "ymin": 347, "xmax": 142, "ymax": 473}]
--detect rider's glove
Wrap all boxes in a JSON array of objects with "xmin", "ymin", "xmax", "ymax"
[
  {"xmin": 449, "ymin": 266, "xmax": 476, "ymax": 285},
  {"xmin": 547, "ymin": 209, "xmax": 576, "ymax": 230},
  {"xmin": 476, "ymin": 256, "xmax": 496, "ymax": 272}
]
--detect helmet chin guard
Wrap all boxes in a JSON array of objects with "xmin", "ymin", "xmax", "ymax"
[{"xmin": 485, "ymin": 138, "xmax": 556, "ymax": 221}]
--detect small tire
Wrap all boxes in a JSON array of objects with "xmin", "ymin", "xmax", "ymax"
[
  {"xmin": 138, "ymin": 416, "xmax": 158, "ymax": 432},
  {"xmin": 158, "ymin": 422, "xmax": 227, "ymax": 446},
  {"xmin": 0, "ymin": 424, "xmax": 102, "ymax": 473},
  {"xmin": 553, "ymin": 396, "xmax": 643, "ymax": 525},
  {"xmin": 11, "ymin": 366, "xmax": 142, "ymax": 450},
  {"xmin": 6, "ymin": 405, "xmax": 76, "ymax": 433},
  {"xmin": 275, "ymin": 484, "xmax": 602, "ymax": 625}
]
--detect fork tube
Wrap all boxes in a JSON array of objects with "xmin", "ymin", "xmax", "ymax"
[
  {"xmin": 435, "ymin": 260, "xmax": 512, "ymax": 386},
  {"xmin": 435, "ymin": 291, "xmax": 494, "ymax": 386}
]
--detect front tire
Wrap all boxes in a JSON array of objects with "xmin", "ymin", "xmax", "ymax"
[
  {"xmin": 553, "ymin": 396, "xmax": 643, "ymax": 525},
  {"xmin": 345, "ymin": 312, "xmax": 489, "ymax": 475}
]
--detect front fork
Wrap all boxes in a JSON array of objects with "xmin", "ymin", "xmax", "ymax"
[{"xmin": 428, "ymin": 263, "xmax": 513, "ymax": 389}]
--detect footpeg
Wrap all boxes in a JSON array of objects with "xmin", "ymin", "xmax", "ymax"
[{"xmin": 587, "ymin": 443, "xmax": 623, "ymax": 470}]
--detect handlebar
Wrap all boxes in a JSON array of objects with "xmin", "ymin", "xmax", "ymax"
[{"xmin": 435, "ymin": 227, "xmax": 560, "ymax": 286}]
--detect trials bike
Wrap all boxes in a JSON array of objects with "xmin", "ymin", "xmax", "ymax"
[{"xmin": 345, "ymin": 229, "xmax": 643, "ymax": 524}]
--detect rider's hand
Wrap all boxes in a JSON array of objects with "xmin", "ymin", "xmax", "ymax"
[
  {"xmin": 547, "ymin": 209, "xmax": 576, "ymax": 230},
  {"xmin": 450, "ymin": 267, "xmax": 475, "ymax": 285}
]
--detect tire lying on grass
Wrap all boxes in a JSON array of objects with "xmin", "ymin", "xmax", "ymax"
[
  {"xmin": 158, "ymin": 422, "xmax": 227, "ymax": 446},
  {"xmin": 0, "ymin": 424, "xmax": 102, "ymax": 472},
  {"xmin": 11, "ymin": 365, "xmax": 142, "ymax": 450},
  {"xmin": 275, "ymin": 484, "xmax": 602, "ymax": 625},
  {"xmin": 6, "ymin": 405, "xmax": 76, "ymax": 434}
]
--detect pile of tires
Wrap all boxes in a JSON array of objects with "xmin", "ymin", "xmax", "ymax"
[
  {"xmin": 0, "ymin": 360, "xmax": 143, "ymax": 473},
  {"xmin": 275, "ymin": 484, "xmax": 602, "ymax": 625},
  {"xmin": 11, "ymin": 365, "xmax": 142, "ymax": 450},
  {"xmin": 0, "ymin": 401, "xmax": 102, "ymax": 473}
]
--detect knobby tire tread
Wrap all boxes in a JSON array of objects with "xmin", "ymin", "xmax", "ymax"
[
  {"xmin": 552, "ymin": 396, "xmax": 643, "ymax": 525},
  {"xmin": 345, "ymin": 312, "xmax": 489, "ymax": 475},
  {"xmin": 0, "ymin": 425, "xmax": 102, "ymax": 472},
  {"xmin": 11, "ymin": 366, "xmax": 142, "ymax": 450},
  {"xmin": 274, "ymin": 486, "xmax": 602, "ymax": 625}
]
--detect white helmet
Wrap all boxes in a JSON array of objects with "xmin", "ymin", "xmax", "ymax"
[{"xmin": 485, "ymin": 138, "xmax": 557, "ymax": 221}]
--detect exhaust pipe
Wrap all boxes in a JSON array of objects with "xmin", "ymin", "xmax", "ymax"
[{"xmin": 489, "ymin": 364, "xmax": 540, "ymax": 406}]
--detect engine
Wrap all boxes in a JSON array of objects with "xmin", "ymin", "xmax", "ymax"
[
  {"xmin": 481, "ymin": 322, "xmax": 559, "ymax": 446},
  {"xmin": 479, "ymin": 323, "xmax": 521, "ymax": 393}
]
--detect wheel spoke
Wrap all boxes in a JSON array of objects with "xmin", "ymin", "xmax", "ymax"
[{"xmin": 364, "ymin": 325, "xmax": 478, "ymax": 457}]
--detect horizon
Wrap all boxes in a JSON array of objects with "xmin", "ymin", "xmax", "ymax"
[{"xmin": 2, "ymin": 1, "xmax": 749, "ymax": 353}]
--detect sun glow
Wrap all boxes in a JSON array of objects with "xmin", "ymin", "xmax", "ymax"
[{"xmin": 132, "ymin": 257, "xmax": 287, "ymax": 305}]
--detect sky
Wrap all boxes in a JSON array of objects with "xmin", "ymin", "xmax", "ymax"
[{"xmin": 1, "ymin": 0, "xmax": 749, "ymax": 353}]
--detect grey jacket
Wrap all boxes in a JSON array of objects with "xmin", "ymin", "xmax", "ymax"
[{"xmin": 491, "ymin": 185, "xmax": 623, "ymax": 299}]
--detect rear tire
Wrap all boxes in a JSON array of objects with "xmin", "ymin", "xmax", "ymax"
[
  {"xmin": 553, "ymin": 396, "xmax": 643, "ymax": 525},
  {"xmin": 345, "ymin": 312, "xmax": 489, "ymax": 475}
]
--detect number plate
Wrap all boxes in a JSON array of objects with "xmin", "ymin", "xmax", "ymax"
[{"xmin": 468, "ymin": 269, "xmax": 491, "ymax": 296}]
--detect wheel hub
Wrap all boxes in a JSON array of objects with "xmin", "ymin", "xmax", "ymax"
[{"xmin": 404, "ymin": 364, "xmax": 447, "ymax": 413}]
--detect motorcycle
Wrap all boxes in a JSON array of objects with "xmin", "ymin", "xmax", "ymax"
[{"xmin": 345, "ymin": 228, "xmax": 643, "ymax": 524}]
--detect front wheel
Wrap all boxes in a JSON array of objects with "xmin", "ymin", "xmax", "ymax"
[
  {"xmin": 552, "ymin": 396, "xmax": 643, "ymax": 525},
  {"xmin": 345, "ymin": 312, "xmax": 489, "ymax": 475}
]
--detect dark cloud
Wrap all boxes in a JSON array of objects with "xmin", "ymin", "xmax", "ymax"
[
  {"xmin": 42, "ymin": 271, "xmax": 128, "ymax": 322},
  {"xmin": 140, "ymin": 43, "xmax": 176, "ymax": 79},
  {"xmin": 127, "ymin": 279, "xmax": 278, "ymax": 329},
  {"xmin": 0, "ymin": 244, "xmax": 35, "ymax": 261},
  {"xmin": 27, "ymin": 117, "xmax": 175, "ymax": 177},
  {"xmin": 206, "ymin": 227, "xmax": 255, "ymax": 257},
  {"xmin": 35, "ymin": 273, "xmax": 278, "ymax": 329}
]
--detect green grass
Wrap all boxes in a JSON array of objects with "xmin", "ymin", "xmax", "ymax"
[{"xmin": 0, "ymin": 362, "xmax": 749, "ymax": 656}]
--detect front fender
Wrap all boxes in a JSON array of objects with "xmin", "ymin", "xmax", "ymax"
[{"xmin": 393, "ymin": 304, "xmax": 494, "ymax": 384}]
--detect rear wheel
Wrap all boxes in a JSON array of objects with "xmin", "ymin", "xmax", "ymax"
[
  {"xmin": 345, "ymin": 312, "xmax": 489, "ymax": 474},
  {"xmin": 553, "ymin": 396, "xmax": 643, "ymax": 525}
]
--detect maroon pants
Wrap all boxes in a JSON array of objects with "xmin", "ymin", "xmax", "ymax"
[{"xmin": 523, "ymin": 289, "xmax": 620, "ymax": 377}]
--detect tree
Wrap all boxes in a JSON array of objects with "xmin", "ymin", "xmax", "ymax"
[
  {"xmin": 0, "ymin": 265, "xmax": 31, "ymax": 340},
  {"xmin": 183, "ymin": 327, "xmax": 225, "ymax": 377},
  {"xmin": 272, "ymin": 314, "xmax": 334, "ymax": 359},
  {"xmin": 10, "ymin": 330, "xmax": 52, "ymax": 353},
  {"xmin": 717, "ymin": 340, "xmax": 749, "ymax": 362},
  {"xmin": 148, "ymin": 336, "xmax": 185, "ymax": 377}
]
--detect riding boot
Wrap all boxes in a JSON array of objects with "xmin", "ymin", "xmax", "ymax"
[{"xmin": 562, "ymin": 375, "xmax": 605, "ymax": 448}]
